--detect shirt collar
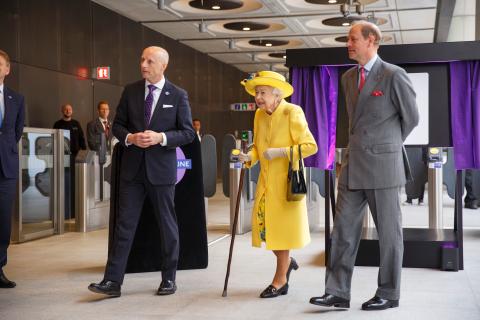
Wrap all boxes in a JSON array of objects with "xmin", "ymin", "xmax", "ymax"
[
  {"xmin": 99, "ymin": 117, "xmax": 108, "ymax": 123},
  {"xmin": 146, "ymin": 77, "xmax": 165, "ymax": 91},
  {"xmin": 0, "ymin": 83, "xmax": 4, "ymax": 94},
  {"xmin": 360, "ymin": 54, "xmax": 378, "ymax": 73}
]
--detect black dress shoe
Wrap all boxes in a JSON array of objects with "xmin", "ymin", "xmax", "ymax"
[
  {"xmin": 88, "ymin": 280, "xmax": 121, "ymax": 297},
  {"xmin": 362, "ymin": 296, "xmax": 399, "ymax": 310},
  {"xmin": 286, "ymin": 257, "xmax": 299, "ymax": 282},
  {"xmin": 259, "ymin": 283, "xmax": 289, "ymax": 298},
  {"xmin": 0, "ymin": 271, "xmax": 16, "ymax": 288},
  {"xmin": 157, "ymin": 280, "xmax": 177, "ymax": 295},
  {"xmin": 465, "ymin": 201, "xmax": 478, "ymax": 209},
  {"xmin": 309, "ymin": 294, "xmax": 350, "ymax": 308}
]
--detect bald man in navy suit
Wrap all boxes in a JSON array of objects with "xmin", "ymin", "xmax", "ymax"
[
  {"xmin": 88, "ymin": 46, "xmax": 195, "ymax": 297},
  {"xmin": 0, "ymin": 50, "xmax": 25, "ymax": 289}
]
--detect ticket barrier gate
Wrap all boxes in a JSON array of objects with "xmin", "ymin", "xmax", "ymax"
[
  {"xmin": 229, "ymin": 162, "xmax": 258, "ymax": 235},
  {"xmin": 75, "ymin": 149, "xmax": 111, "ymax": 232}
]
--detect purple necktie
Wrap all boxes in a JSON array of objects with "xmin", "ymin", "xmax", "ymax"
[{"xmin": 145, "ymin": 84, "xmax": 157, "ymax": 126}]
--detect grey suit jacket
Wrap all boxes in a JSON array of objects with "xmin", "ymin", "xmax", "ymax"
[
  {"xmin": 338, "ymin": 57, "xmax": 419, "ymax": 189},
  {"xmin": 86, "ymin": 118, "xmax": 112, "ymax": 151}
]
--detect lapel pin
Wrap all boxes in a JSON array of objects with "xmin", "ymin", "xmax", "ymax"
[
  {"xmin": 165, "ymin": 91, "xmax": 170, "ymax": 96},
  {"xmin": 8, "ymin": 95, "xmax": 12, "ymax": 99}
]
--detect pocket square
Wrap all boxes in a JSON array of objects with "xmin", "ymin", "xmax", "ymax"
[
  {"xmin": 162, "ymin": 104, "xmax": 174, "ymax": 108},
  {"xmin": 371, "ymin": 90, "xmax": 384, "ymax": 96}
]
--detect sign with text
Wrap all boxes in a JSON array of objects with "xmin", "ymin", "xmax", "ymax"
[
  {"xmin": 230, "ymin": 102, "xmax": 256, "ymax": 111},
  {"xmin": 96, "ymin": 67, "xmax": 110, "ymax": 80}
]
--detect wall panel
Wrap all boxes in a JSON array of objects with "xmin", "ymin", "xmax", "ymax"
[
  {"xmin": 0, "ymin": 0, "xmax": 20, "ymax": 62},
  {"xmin": 19, "ymin": 0, "xmax": 59, "ymax": 71},
  {"xmin": 6, "ymin": 0, "xmax": 251, "ymax": 177}
]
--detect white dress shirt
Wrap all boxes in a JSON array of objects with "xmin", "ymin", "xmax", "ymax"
[{"xmin": 125, "ymin": 77, "xmax": 167, "ymax": 146}]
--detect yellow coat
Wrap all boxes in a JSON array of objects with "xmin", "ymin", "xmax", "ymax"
[{"xmin": 246, "ymin": 100, "xmax": 318, "ymax": 250}]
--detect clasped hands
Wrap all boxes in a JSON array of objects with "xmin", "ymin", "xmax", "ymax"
[
  {"xmin": 128, "ymin": 130, "xmax": 163, "ymax": 148},
  {"xmin": 238, "ymin": 147, "xmax": 286, "ymax": 163}
]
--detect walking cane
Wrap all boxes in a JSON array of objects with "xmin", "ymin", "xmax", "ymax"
[{"xmin": 222, "ymin": 162, "xmax": 246, "ymax": 297}]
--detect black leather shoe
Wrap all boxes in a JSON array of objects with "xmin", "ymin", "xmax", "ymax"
[
  {"xmin": 309, "ymin": 294, "xmax": 350, "ymax": 308},
  {"xmin": 259, "ymin": 283, "xmax": 289, "ymax": 298},
  {"xmin": 157, "ymin": 280, "xmax": 177, "ymax": 295},
  {"xmin": 286, "ymin": 257, "xmax": 299, "ymax": 282},
  {"xmin": 362, "ymin": 296, "xmax": 399, "ymax": 310},
  {"xmin": 0, "ymin": 270, "xmax": 16, "ymax": 288},
  {"xmin": 465, "ymin": 201, "xmax": 478, "ymax": 209},
  {"xmin": 88, "ymin": 280, "xmax": 121, "ymax": 297}
]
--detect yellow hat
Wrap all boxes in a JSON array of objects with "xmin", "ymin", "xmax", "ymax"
[{"xmin": 240, "ymin": 71, "xmax": 294, "ymax": 99}]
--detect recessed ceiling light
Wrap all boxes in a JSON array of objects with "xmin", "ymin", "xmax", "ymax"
[
  {"xmin": 283, "ymin": 55, "xmax": 286, "ymax": 59},
  {"xmin": 328, "ymin": 0, "xmax": 337, "ymax": 3},
  {"xmin": 224, "ymin": 22, "xmax": 270, "ymax": 32},
  {"xmin": 212, "ymin": 5, "xmax": 221, "ymax": 9},
  {"xmin": 249, "ymin": 40, "xmax": 289, "ymax": 47},
  {"xmin": 342, "ymin": 22, "xmax": 350, "ymax": 26}
]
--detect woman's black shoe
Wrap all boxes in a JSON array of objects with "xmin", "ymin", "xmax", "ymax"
[
  {"xmin": 259, "ymin": 284, "xmax": 289, "ymax": 298},
  {"xmin": 286, "ymin": 257, "xmax": 299, "ymax": 282}
]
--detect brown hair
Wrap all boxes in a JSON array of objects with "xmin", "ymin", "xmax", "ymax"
[
  {"xmin": 97, "ymin": 100, "xmax": 109, "ymax": 110},
  {"xmin": 0, "ymin": 50, "xmax": 11, "ymax": 65},
  {"xmin": 354, "ymin": 21, "xmax": 382, "ymax": 46}
]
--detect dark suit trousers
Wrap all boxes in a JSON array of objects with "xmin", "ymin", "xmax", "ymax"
[
  {"xmin": 325, "ymin": 184, "xmax": 403, "ymax": 300},
  {"xmin": 0, "ymin": 169, "xmax": 18, "ymax": 269},
  {"xmin": 104, "ymin": 162, "xmax": 179, "ymax": 284}
]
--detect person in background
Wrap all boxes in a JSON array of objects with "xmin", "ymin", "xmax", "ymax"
[
  {"xmin": 53, "ymin": 104, "xmax": 87, "ymax": 157},
  {"xmin": 192, "ymin": 118, "xmax": 202, "ymax": 142},
  {"xmin": 464, "ymin": 169, "xmax": 478, "ymax": 209},
  {"xmin": 87, "ymin": 101, "xmax": 112, "ymax": 152},
  {"xmin": 0, "ymin": 49, "xmax": 25, "ymax": 289},
  {"xmin": 239, "ymin": 71, "xmax": 318, "ymax": 298},
  {"xmin": 53, "ymin": 103, "xmax": 87, "ymax": 219}
]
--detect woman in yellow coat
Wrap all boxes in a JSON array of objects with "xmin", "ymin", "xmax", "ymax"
[{"xmin": 239, "ymin": 71, "xmax": 318, "ymax": 298}]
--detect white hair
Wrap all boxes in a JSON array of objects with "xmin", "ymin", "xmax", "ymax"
[
  {"xmin": 272, "ymin": 87, "xmax": 284, "ymax": 99},
  {"xmin": 146, "ymin": 46, "xmax": 169, "ymax": 64}
]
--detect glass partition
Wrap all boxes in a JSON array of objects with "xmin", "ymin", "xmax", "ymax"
[{"xmin": 12, "ymin": 128, "xmax": 64, "ymax": 243}]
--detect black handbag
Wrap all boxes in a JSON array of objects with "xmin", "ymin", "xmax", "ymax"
[{"xmin": 287, "ymin": 145, "xmax": 307, "ymax": 201}]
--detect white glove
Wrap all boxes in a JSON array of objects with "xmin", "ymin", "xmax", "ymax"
[
  {"xmin": 263, "ymin": 148, "xmax": 287, "ymax": 160},
  {"xmin": 238, "ymin": 152, "xmax": 251, "ymax": 163}
]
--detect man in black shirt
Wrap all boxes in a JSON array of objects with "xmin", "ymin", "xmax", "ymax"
[
  {"xmin": 53, "ymin": 104, "xmax": 86, "ymax": 155},
  {"xmin": 53, "ymin": 104, "xmax": 86, "ymax": 219}
]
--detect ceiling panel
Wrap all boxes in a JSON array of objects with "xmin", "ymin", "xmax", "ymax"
[{"xmin": 90, "ymin": 0, "xmax": 471, "ymax": 72}]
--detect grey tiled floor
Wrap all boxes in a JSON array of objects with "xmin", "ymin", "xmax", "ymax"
[{"xmin": 1, "ymin": 185, "xmax": 480, "ymax": 319}]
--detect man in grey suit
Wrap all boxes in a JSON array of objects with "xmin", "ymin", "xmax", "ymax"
[
  {"xmin": 310, "ymin": 21, "xmax": 419, "ymax": 310},
  {"xmin": 86, "ymin": 101, "xmax": 112, "ymax": 152}
]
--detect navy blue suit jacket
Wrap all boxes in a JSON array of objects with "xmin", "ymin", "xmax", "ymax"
[
  {"xmin": 112, "ymin": 79, "xmax": 195, "ymax": 185},
  {"xmin": 0, "ymin": 86, "xmax": 25, "ymax": 179}
]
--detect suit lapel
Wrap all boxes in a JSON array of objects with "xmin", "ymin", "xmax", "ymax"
[
  {"xmin": 138, "ymin": 80, "xmax": 147, "ymax": 130},
  {"xmin": 351, "ymin": 58, "xmax": 384, "ymax": 129},
  {"xmin": 148, "ymin": 79, "xmax": 171, "ymax": 127},
  {"xmin": 96, "ymin": 118, "xmax": 104, "ymax": 133},
  {"xmin": 3, "ymin": 87, "xmax": 13, "ymax": 127},
  {"xmin": 347, "ymin": 69, "xmax": 359, "ymax": 117}
]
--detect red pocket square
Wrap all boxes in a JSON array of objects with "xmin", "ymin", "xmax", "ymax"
[{"xmin": 371, "ymin": 90, "xmax": 384, "ymax": 96}]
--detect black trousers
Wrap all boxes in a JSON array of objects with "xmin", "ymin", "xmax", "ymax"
[
  {"xmin": 0, "ymin": 170, "xmax": 18, "ymax": 270},
  {"xmin": 104, "ymin": 162, "xmax": 179, "ymax": 284},
  {"xmin": 465, "ymin": 169, "xmax": 477, "ymax": 204}
]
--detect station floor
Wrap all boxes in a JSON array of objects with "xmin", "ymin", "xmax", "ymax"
[{"xmin": 1, "ymin": 187, "xmax": 480, "ymax": 320}]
